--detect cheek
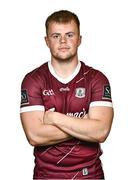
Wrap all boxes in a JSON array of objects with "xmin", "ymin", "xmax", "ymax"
[
  {"xmin": 70, "ymin": 42, "xmax": 79, "ymax": 51},
  {"xmin": 49, "ymin": 42, "xmax": 57, "ymax": 51},
  {"xmin": 70, "ymin": 39, "xmax": 80, "ymax": 47}
]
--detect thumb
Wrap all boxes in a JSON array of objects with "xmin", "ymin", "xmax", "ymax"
[{"xmin": 48, "ymin": 107, "xmax": 55, "ymax": 112}]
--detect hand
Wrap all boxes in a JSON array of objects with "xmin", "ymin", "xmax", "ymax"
[
  {"xmin": 83, "ymin": 114, "xmax": 89, "ymax": 119},
  {"xmin": 43, "ymin": 110, "xmax": 55, "ymax": 125}
]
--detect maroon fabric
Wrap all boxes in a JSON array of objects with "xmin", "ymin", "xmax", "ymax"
[{"xmin": 21, "ymin": 61, "xmax": 111, "ymax": 179}]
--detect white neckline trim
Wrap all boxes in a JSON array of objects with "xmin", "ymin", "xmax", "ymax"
[{"xmin": 48, "ymin": 61, "xmax": 81, "ymax": 84}]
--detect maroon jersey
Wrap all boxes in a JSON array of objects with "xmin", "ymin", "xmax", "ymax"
[{"xmin": 20, "ymin": 61, "xmax": 112, "ymax": 179}]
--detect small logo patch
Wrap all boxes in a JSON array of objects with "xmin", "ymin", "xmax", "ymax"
[
  {"xmin": 21, "ymin": 89, "xmax": 29, "ymax": 105},
  {"xmin": 42, "ymin": 89, "xmax": 55, "ymax": 96},
  {"xmin": 82, "ymin": 168, "xmax": 89, "ymax": 176},
  {"xmin": 59, "ymin": 87, "xmax": 70, "ymax": 92},
  {"xmin": 103, "ymin": 85, "xmax": 111, "ymax": 99},
  {"xmin": 75, "ymin": 88, "xmax": 85, "ymax": 98}
]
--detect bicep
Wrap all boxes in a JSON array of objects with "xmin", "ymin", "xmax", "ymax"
[
  {"xmin": 20, "ymin": 111, "xmax": 44, "ymax": 140},
  {"xmin": 88, "ymin": 106, "xmax": 114, "ymax": 130},
  {"xmin": 20, "ymin": 111, "xmax": 72, "ymax": 146}
]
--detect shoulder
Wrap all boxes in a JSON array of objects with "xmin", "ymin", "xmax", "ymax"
[
  {"xmin": 22, "ymin": 62, "xmax": 48, "ymax": 83},
  {"xmin": 80, "ymin": 62, "xmax": 112, "ymax": 103},
  {"xmin": 80, "ymin": 61, "xmax": 109, "ymax": 82},
  {"xmin": 26, "ymin": 62, "xmax": 48, "ymax": 79}
]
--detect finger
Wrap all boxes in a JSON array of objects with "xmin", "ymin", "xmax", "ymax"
[{"xmin": 48, "ymin": 107, "xmax": 55, "ymax": 112}]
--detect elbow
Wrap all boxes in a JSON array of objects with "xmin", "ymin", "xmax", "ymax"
[
  {"xmin": 26, "ymin": 133, "xmax": 39, "ymax": 146},
  {"xmin": 26, "ymin": 131, "xmax": 46, "ymax": 147},
  {"xmin": 88, "ymin": 129, "xmax": 110, "ymax": 143},
  {"xmin": 28, "ymin": 138, "xmax": 39, "ymax": 147},
  {"xmin": 97, "ymin": 129, "xmax": 110, "ymax": 143},
  {"xmin": 28, "ymin": 136, "xmax": 47, "ymax": 147},
  {"xmin": 98, "ymin": 136, "xmax": 107, "ymax": 143}
]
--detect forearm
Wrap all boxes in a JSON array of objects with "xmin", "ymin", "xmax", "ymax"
[
  {"xmin": 53, "ymin": 114, "xmax": 103, "ymax": 142},
  {"xmin": 21, "ymin": 110, "xmax": 73, "ymax": 147},
  {"xmin": 29, "ymin": 123, "xmax": 72, "ymax": 146},
  {"xmin": 45, "ymin": 112, "xmax": 110, "ymax": 143}
]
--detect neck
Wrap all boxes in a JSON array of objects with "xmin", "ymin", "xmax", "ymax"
[{"xmin": 51, "ymin": 56, "xmax": 79, "ymax": 79}]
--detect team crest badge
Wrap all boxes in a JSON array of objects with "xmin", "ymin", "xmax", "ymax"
[{"xmin": 75, "ymin": 88, "xmax": 85, "ymax": 98}]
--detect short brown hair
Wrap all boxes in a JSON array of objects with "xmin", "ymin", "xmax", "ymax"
[{"xmin": 45, "ymin": 10, "xmax": 80, "ymax": 35}]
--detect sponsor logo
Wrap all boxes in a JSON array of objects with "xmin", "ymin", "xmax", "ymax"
[
  {"xmin": 66, "ymin": 108, "xmax": 86, "ymax": 118},
  {"xmin": 43, "ymin": 89, "xmax": 55, "ymax": 96},
  {"xmin": 75, "ymin": 88, "xmax": 85, "ymax": 98},
  {"xmin": 21, "ymin": 89, "xmax": 29, "ymax": 105},
  {"xmin": 59, "ymin": 87, "xmax": 70, "ymax": 92},
  {"xmin": 82, "ymin": 168, "xmax": 89, "ymax": 176},
  {"xmin": 103, "ymin": 85, "xmax": 111, "ymax": 99}
]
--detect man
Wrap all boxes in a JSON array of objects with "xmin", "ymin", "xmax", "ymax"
[{"xmin": 20, "ymin": 10, "xmax": 114, "ymax": 179}]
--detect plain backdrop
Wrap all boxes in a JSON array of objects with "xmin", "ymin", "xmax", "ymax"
[{"xmin": 0, "ymin": 0, "xmax": 134, "ymax": 179}]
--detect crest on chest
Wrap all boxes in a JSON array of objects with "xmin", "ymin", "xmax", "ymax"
[{"xmin": 75, "ymin": 88, "xmax": 86, "ymax": 98}]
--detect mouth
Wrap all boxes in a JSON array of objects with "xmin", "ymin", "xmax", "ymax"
[{"xmin": 58, "ymin": 47, "xmax": 70, "ymax": 52}]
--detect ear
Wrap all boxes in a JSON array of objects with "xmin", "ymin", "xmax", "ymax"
[
  {"xmin": 78, "ymin": 35, "xmax": 82, "ymax": 47},
  {"xmin": 44, "ymin": 36, "xmax": 50, "ymax": 48}
]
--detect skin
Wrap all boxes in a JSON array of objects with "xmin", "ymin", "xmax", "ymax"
[
  {"xmin": 20, "ymin": 20, "xmax": 114, "ymax": 146},
  {"xmin": 45, "ymin": 20, "xmax": 82, "ymax": 78}
]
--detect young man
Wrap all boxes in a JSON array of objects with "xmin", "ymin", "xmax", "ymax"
[{"xmin": 20, "ymin": 10, "xmax": 114, "ymax": 179}]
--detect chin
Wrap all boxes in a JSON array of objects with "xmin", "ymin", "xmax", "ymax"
[{"xmin": 53, "ymin": 53, "xmax": 76, "ymax": 62}]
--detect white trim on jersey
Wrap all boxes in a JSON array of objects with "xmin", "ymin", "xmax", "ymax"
[
  {"xmin": 90, "ymin": 101, "xmax": 113, "ymax": 107},
  {"xmin": 48, "ymin": 61, "xmax": 81, "ymax": 84},
  {"xmin": 20, "ymin": 105, "xmax": 45, "ymax": 113}
]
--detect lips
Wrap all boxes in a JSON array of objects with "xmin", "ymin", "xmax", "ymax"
[{"xmin": 58, "ymin": 47, "xmax": 70, "ymax": 51}]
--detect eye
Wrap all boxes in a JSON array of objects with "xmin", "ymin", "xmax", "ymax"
[
  {"xmin": 52, "ymin": 34, "xmax": 61, "ymax": 39},
  {"xmin": 66, "ymin": 33, "xmax": 74, "ymax": 38}
]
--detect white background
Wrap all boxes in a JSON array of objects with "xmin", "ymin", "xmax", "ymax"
[{"xmin": 0, "ymin": 0, "xmax": 134, "ymax": 179}]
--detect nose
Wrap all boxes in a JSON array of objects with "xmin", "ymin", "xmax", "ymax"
[{"xmin": 60, "ymin": 35, "xmax": 67, "ymax": 43}]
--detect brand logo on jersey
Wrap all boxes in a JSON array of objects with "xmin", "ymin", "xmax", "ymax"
[
  {"xmin": 21, "ymin": 89, "xmax": 29, "ymax": 105},
  {"xmin": 82, "ymin": 168, "xmax": 89, "ymax": 176},
  {"xmin": 66, "ymin": 108, "xmax": 86, "ymax": 118},
  {"xmin": 59, "ymin": 87, "xmax": 70, "ymax": 92},
  {"xmin": 43, "ymin": 89, "xmax": 55, "ymax": 96},
  {"xmin": 75, "ymin": 88, "xmax": 85, "ymax": 98},
  {"xmin": 103, "ymin": 85, "xmax": 111, "ymax": 99}
]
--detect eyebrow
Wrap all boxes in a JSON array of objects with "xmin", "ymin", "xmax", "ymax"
[
  {"xmin": 66, "ymin": 32, "xmax": 75, "ymax": 35},
  {"xmin": 50, "ymin": 33, "xmax": 60, "ymax": 37},
  {"xmin": 50, "ymin": 32, "xmax": 75, "ymax": 36}
]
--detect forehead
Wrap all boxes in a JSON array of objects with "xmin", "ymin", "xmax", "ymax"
[{"xmin": 48, "ymin": 20, "xmax": 79, "ymax": 34}]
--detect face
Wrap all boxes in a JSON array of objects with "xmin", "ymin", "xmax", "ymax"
[{"xmin": 45, "ymin": 20, "xmax": 81, "ymax": 62}]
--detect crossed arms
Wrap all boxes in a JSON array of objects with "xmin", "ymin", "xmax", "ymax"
[{"xmin": 20, "ymin": 106, "xmax": 113, "ymax": 147}]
